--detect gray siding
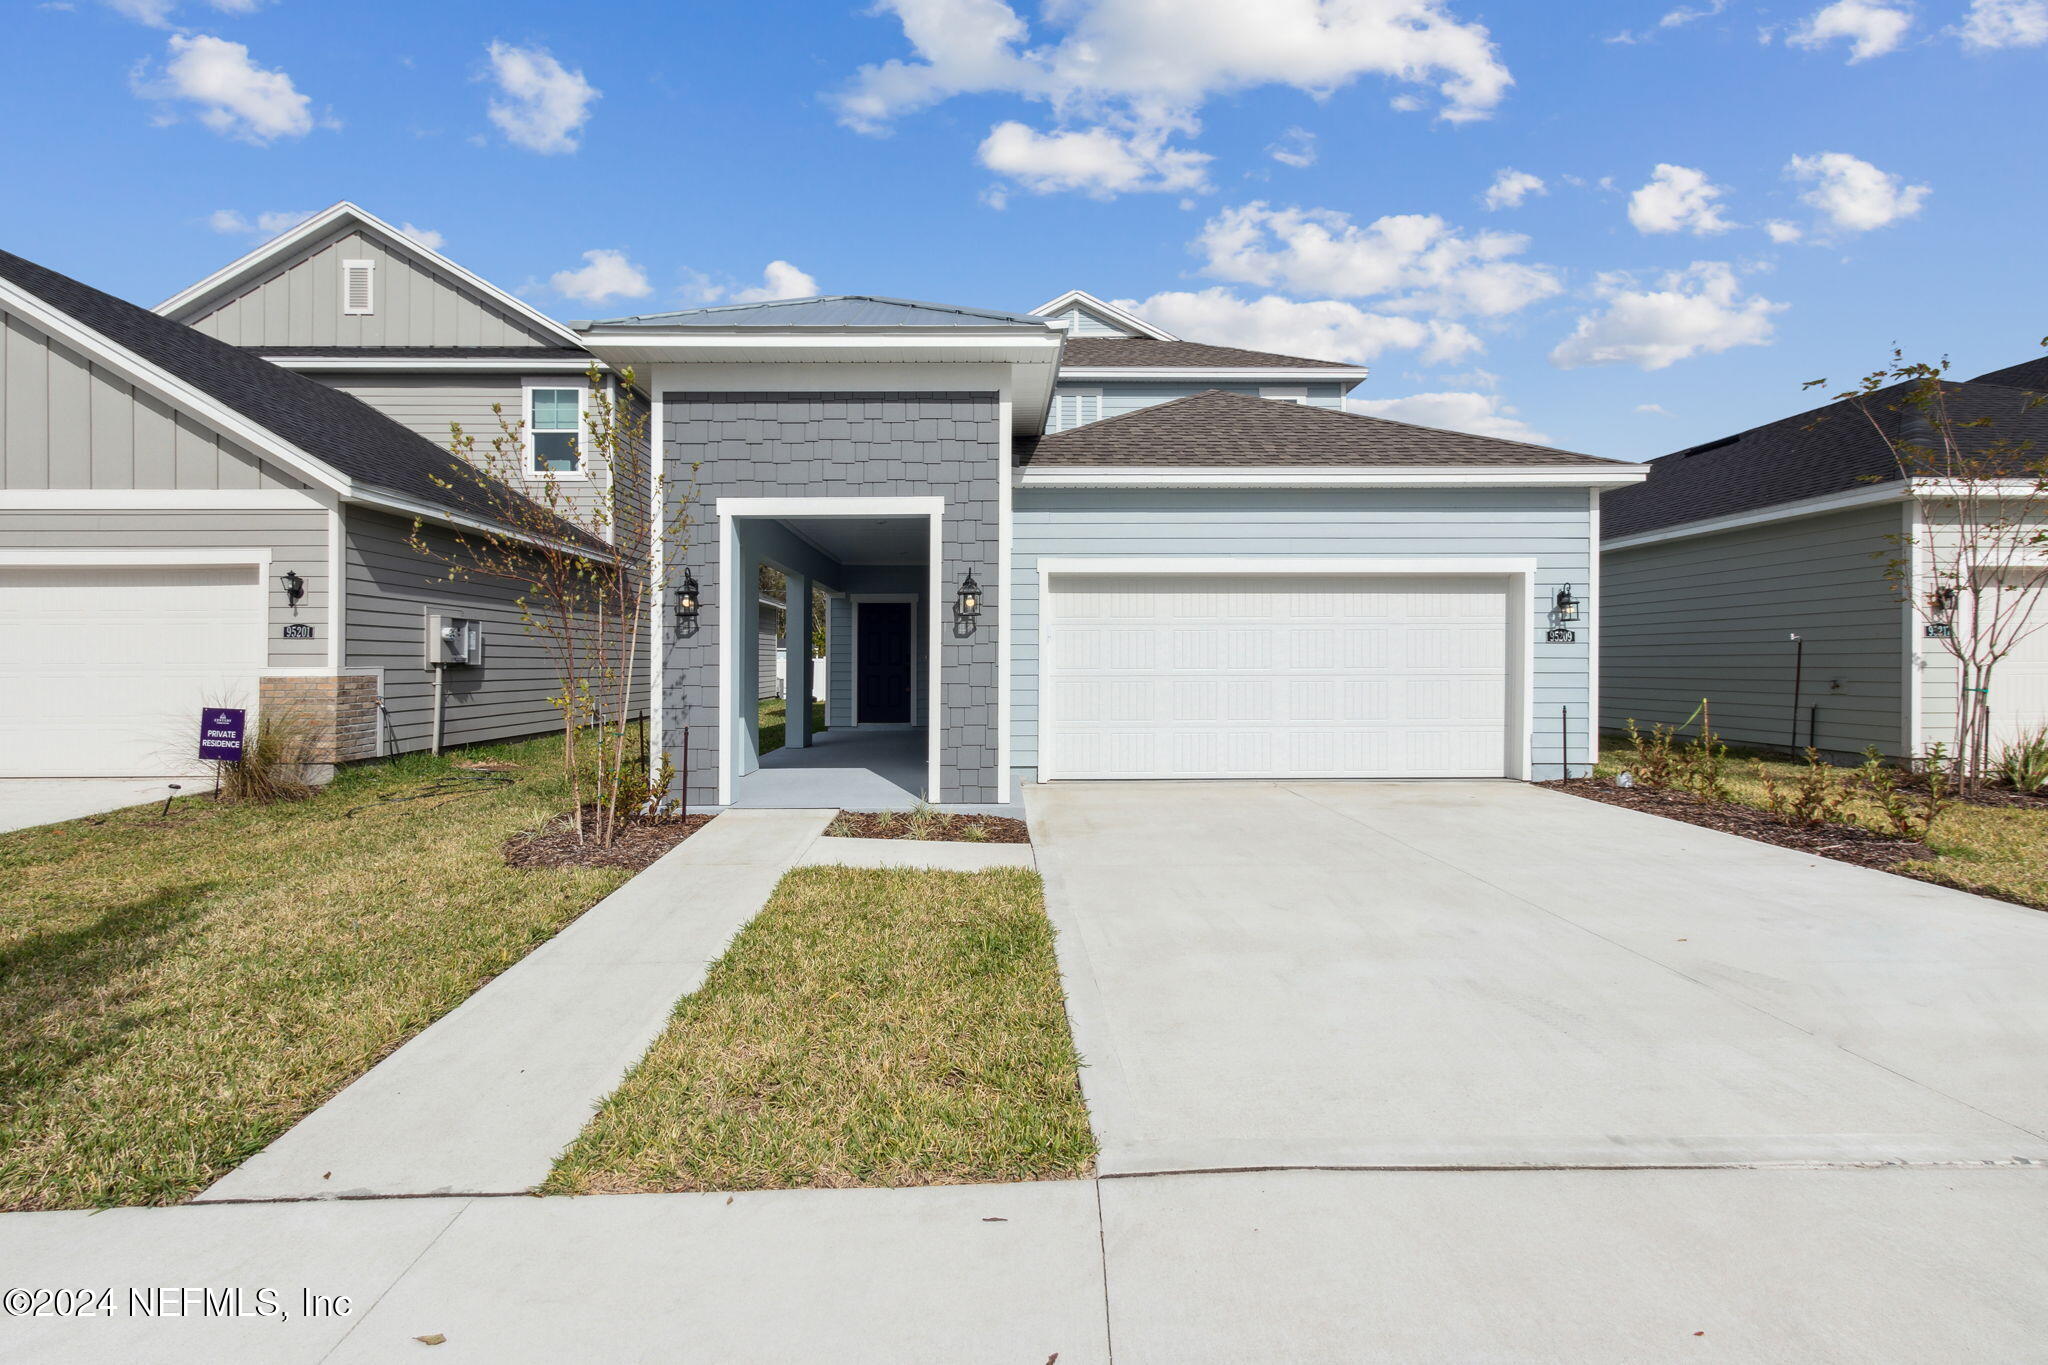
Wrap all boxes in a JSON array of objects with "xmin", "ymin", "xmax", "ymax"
[
  {"xmin": 0, "ymin": 509, "xmax": 330, "ymax": 669},
  {"xmin": 661, "ymin": 392, "xmax": 1002, "ymax": 804},
  {"xmin": 827, "ymin": 594, "xmax": 854, "ymax": 728},
  {"xmin": 1600, "ymin": 503, "xmax": 1907, "ymax": 759},
  {"xmin": 1010, "ymin": 487, "xmax": 1596, "ymax": 782},
  {"xmin": 3, "ymin": 306, "xmax": 304, "ymax": 491},
  {"xmin": 177, "ymin": 227, "xmax": 559, "ymax": 349},
  {"xmin": 342, "ymin": 507, "xmax": 645, "ymax": 752},
  {"xmin": 758, "ymin": 611, "xmax": 781, "ymax": 700}
]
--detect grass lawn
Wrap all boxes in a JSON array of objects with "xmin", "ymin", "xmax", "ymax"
[
  {"xmin": 0, "ymin": 734, "xmax": 630, "ymax": 1210},
  {"xmin": 757, "ymin": 696, "xmax": 827, "ymax": 757},
  {"xmin": 544, "ymin": 866, "xmax": 1095, "ymax": 1194},
  {"xmin": 1596, "ymin": 745, "xmax": 2048, "ymax": 910}
]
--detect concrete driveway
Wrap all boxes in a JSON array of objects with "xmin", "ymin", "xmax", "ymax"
[
  {"xmin": 0, "ymin": 778, "xmax": 182, "ymax": 834},
  {"xmin": 1027, "ymin": 780, "xmax": 2048, "ymax": 1176}
]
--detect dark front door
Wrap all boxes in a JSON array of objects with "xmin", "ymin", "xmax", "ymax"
[{"xmin": 856, "ymin": 601, "xmax": 914, "ymax": 724}]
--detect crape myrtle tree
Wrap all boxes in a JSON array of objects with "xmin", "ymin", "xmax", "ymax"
[
  {"xmin": 1817, "ymin": 349, "xmax": 2048, "ymax": 787},
  {"xmin": 410, "ymin": 365, "xmax": 697, "ymax": 844}
]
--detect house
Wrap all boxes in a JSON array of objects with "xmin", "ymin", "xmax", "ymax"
[
  {"xmin": 0, "ymin": 218, "xmax": 628, "ymax": 780},
  {"xmin": 0, "ymin": 202, "xmax": 1649, "ymax": 802},
  {"xmin": 1600, "ymin": 359, "xmax": 2048, "ymax": 762}
]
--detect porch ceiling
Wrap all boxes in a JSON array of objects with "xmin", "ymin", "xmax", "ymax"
[{"xmin": 772, "ymin": 515, "xmax": 928, "ymax": 566}]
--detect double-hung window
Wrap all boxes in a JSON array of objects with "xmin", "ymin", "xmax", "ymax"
[
  {"xmin": 1049, "ymin": 387, "xmax": 1102, "ymax": 433},
  {"xmin": 527, "ymin": 384, "xmax": 583, "ymax": 476}
]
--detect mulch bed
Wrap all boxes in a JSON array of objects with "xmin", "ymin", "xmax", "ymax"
[
  {"xmin": 1542, "ymin": 778, "xmax": 1937, "ymax": 872},
  {"xmin": 826, "ymin": 810, "xmax": 1032, "ymax": 844},
  {"xmin": 505, "ymin": 805, "xmax": 718, "ymax": 871}
]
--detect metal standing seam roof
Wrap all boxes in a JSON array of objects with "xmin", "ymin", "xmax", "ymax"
[
  {"xmin": 0, "ymin": 248, "xmax": 603, "ymax": 549},
  {"xmin": 1014, "ymin": 388, "xmax": 1624, "ymax": 468},
  {"xmin": 580, "ymin": 295, "xmax": 1055, "ymax": 330}
]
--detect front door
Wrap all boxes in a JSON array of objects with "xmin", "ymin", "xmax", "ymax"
[{"xmin": 856, "ymin": 600, "xmax": 914, "ymax": 724}]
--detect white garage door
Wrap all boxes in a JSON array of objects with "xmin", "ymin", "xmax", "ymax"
[
  {"xmin": 1043, "ymin": 573, "xmax": 1513, "ymax": 780},
  {"xmin": 0, "ymin": 563, "xmax": 266, "ymax": 777},
  {"xmin": 1987, "ymin": 571, "xmax": 2048, "ymax": 749}
]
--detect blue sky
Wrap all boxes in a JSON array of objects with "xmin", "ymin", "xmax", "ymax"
[{"xmin": 4, "ymin": 0, "xmax": 2044, "ymax": 459}]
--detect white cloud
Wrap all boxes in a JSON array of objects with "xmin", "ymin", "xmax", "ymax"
[
  {"xmin": 206, "ymin": 207, "xmax": 315, "ymax": 235},
  {"xmin": 837, "ymin": 0, "xmax": 1511, "ymax": 194},
  {"xmin": 1787, "ymin": 0, "xmax": 1914, "ymax": 60},
  {"xmin": 105, "ymin": 0, "xmax": 178, "ymax": 22},
  {"xmin": 1609, "ymin": 0, "xmax": 1730, "ymax": 43},
  {"xmin": 1347, "ymin": 390, "xmax": 1549, "ymax": 443},
  {"xmin": 548, "ymin": 249, "xmax": 650, "ymax": 305},
  {"xmin": 1482, "ymin": 168, "xmax": 1545, "ymax": 210},
  {"xmin": 485, "ymin": 42, "xmax": 598, "ymax": 155},
  {"xmin": 1192, "ymin": 201, "xmax": 1562, "ymax": 319},
  {"xmin": 1549, "ymin": 261, "xmax": 1784, "ymax": 371},
  {"xmin": 1627, "ymin": 163, "xmax": 1736, "ymax": 235},
  {"xmin": 1785, "ymin": 151, "xmax": 1929, "ymax": 231},
  {"xmin": 133, "ymin": 34, "xmax": 314, "ymax": 144},
  {"xmin": 397, "ymin": 223, "xmax": 446, "ymax": 250},
  {"xmin": 1959, "ymin": 0, "xmax": 2048, "ymax": 47},
  {"xmin": 1764, "ymin": 218, "xmax": 1805, "ymax": 243},
  {"xmin": 1268, "ymin": 127, "xmax": 1317, "ymax": 169},
  {"xmin": 1113, "ymin": 288, "xmax": 1482, "ymax": 365},
  {"xmin": 977, "ymin": 120, "xmax": 1211, "ymax": 196},
  {"xmin": 1635, "ymin": 402, "xmax": 1673, "ymax": 414},
  {"xmin": 730, "ymin": 260, "xmax": 819, "ymax": 303}
]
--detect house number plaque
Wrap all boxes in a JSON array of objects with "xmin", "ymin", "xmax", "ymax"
[
  {"xmin": 1545, "ymin": 627, "xmax": 1576, "ymax": 644},
  {"xmin": 282, "ymin": 624, "xmax": 316, "ymax": 639}
]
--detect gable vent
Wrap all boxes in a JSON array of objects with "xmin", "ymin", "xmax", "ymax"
[{"xmin": 341, "ymin": 259, "xmax": 375, "ymax": 316}]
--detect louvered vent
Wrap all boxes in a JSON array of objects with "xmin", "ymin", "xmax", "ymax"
[{"xmin": 341, "ymin": 259, "xmax": 374, "ymax": 315}]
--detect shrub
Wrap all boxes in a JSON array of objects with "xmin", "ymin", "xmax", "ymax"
[
  {"xmin": 1755, "ymin": 748, "xmax": 1847, "ymax": 828},
  {"xmin": 1620, "ymin": 718, "xmax": 1680, "ymax": 788},
  {"xmin": 1857, "ymin": 744, "xmax": 1952, "ymax": 843},
  {"xmin": 217, "ymin": 708, "xmax": 322, "ymax": 804},
  {"xmin": 1993, "ymin": 729, "xmax": 2048, "ymax": 794},
  {"xmin": 1673, "ymin": 703, "xmax": 1733, "ymax": 803}
]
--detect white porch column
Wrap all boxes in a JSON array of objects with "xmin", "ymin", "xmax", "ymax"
[{"xmin": 789, "ymin": 573, "xmax": 812, "ymax": 748}]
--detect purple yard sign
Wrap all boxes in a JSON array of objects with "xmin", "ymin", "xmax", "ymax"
[{"xmin": 199, "ymin": 708, "xmax": 246, "ymax": 763}]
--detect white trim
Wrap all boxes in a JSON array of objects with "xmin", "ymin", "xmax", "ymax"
[
  {"xmin": 1028, "ymin": 289, "xmax": 1179, "ymax": 341},
  {"xmin": 997, "ymin": 394, "xmax": 1014, "ymax": 801},
  {"xmin": 850, "ymin": 594, "xmax": 921, "ymax": 729},
  {"xmin": 1016, "ymin": 466, "xmax": 1648, "ymax": 489},
  {"xmin": 929, "ymin": 513, "xmax": 944, "ymax": 802},
  {"xmin": 264, "ymin": 356, "xmax": 604, "ymax": 373},
  {"xmin": 1586, "ymin": 487, "xmax": 1601, "ymax": 772},
  {"xmin": 340, "ymin": 259, "xmax": 375, "ymax": 316},
  {"xmin": 1033, "ymin": 556, "xmax": 1540, "ymax": 783},
  {"xmin": 155, "ymin": 201, "xmax": 589, "ymax": 349},
  {"xmin": 1603, "ymin": 481, "xmax": 1909, "ymax": 551},
  {"xmin": 717, "ymin": 495, "xmax": 947, "ymax": 518},
  {"xmin": 1055, "ymin": 366, "xmax": 1370, "ymax": 383},
  {"xmin": 0, "ymin": 489, "xmax": 324, "ymax": 510},
  {"xmin": 718, "ymin": 512, "xmax": 736, "ymax": 806},
  {"xmin": 1904, "ymin": 499, "xmax": 1925, "ymax": 758},
  {"xmin": 648, "ymin": 378, "xmax": 667, "ymax": 780},
  {"xmin": 521, "ymin": 375, "xmax": 591, "ymax": 481},
  {"xmin": 0, "ymin": 548, "xmax": 273, "ymax": 566}
]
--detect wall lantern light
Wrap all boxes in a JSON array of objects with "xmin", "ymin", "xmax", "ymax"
[
  {"xmin": 1552, "ymin": 583, "xmax": 1581, "ymax": 623},
  {"xmin": 1928, "ymin": 584, "xmax": 1958, "ymax": 625},
  {"xmin": 955, "ymin": 569, "xmax": 983, "ymax": 621},
  {"xmin": 674, "ymin": 570, "xmax": 701, "ymax": 630},
  {"xmin": 279, "ymin": 569, "xmax": 306, "ymax": 611}
]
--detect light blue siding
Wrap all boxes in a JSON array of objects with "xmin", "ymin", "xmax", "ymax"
[
  {"xmin": 1050, "ymin": 306, "xmax": 1131, "ymax": 336},
  {"xmin": 1009, "ymin": 487, "xmax": 1597, "ymax": 782},
  {"xmin": 1094, "ymin": 381, "xmax": 1348, "ymax": 421}
]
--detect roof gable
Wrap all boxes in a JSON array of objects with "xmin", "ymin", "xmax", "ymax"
[
  {"xmin": 1015, "ymin": 388, "xmax": 1621, "ymax": 469},
  {"xmin": 156, "ymin": 202, "xmax": 584, "ymax": 351},
  {"xmin": 1030, "ymin": 289, "xmax": 1176, "ymax": 340}
]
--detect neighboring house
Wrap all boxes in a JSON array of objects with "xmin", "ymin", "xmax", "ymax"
[
  {"xmin": 1600, "ymin": 359, "xmax": 2048, "ymax": 761},
  {"xmin": 1, "ymin": 204, "xmax": 1651, "ymax": 800},
  {"xmin": 0, "ymin": 238, "xmax": 616, "ymax": 780}
]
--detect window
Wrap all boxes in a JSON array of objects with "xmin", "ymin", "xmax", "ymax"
[
  {"xmin": 527, "ymin": 385, "xmax": 583, "ymax": 475},
  {"xmin": 341, "ymin": 259, "xmax": 375, "ymax": 316},
  {"xmin": 1049, "ymin": 387, "xmax": 1102, "ymax": 432},
  {"xmin": 1260, "ymin": 386, "xmax": 1308, "ymax": 404}
]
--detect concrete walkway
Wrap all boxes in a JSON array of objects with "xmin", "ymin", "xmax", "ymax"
[
  {"xmin": 10, "ymin": 1167, "xmax": 2048, "ymax": 1362},
  {"xmin": 1028, "ymin": 780, "xmax": 2048, "ymax": 1176},
  {"xmin": 201, "ymin": 809, "xmax": 836, "ymax": 1201}
]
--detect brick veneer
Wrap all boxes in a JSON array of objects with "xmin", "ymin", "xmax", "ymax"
[{"xmin": 259, "ymin": 673, "xmax": 380, "ymax": 764}]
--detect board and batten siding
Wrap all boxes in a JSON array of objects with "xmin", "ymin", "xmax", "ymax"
[
  {"xmin": 1009, "ymin": 486, "xmax": 1596, "ymax": 782},
  {"xmin": 3, "ymin": 306, "xmax": 306, "ymax": 491},
  {"xmin": 1600, "ymin": 503, "xmax": 1907, "ymax": 759},
  {"xmin": 177, "ymin": 227, "xmax": 559, "ymax": 350},
  {"xmin": 0, "ymin": 509, "xmax": 330, "ymax": 671}
]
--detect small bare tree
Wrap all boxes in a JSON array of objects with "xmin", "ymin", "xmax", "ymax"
[
  {"xmin": 409, "ymin": 365, "xmax": 695, "ymax": 844},
  {"xmin": 1814, "ymin": 350, "xmax": 2048, "ymax": 786}
]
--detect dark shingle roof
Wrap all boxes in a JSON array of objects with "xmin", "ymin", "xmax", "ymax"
[
  {"xmin": 0, "ymin": 249, "xmax": 593, "ymax": 545},
  {"xmin": 1015, "ymin": 388, "xmax": 1618, "ymax": 468},
  {"xmin": 1604, "ymin": 368, "xmax": 2048, "ymax": 540},
  {"xmin": 254, "ymin": 345, "xmax": 593, "ymax": 360},
  {"xmin": 1970, "ymin": 354, "xmax": 2048, "ymax": 391},
  {"xmin": 1060, "ymin": 337, "xmax": 1361, "ymax": 370}
]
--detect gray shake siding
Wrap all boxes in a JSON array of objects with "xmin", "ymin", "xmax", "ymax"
[
  {"xmin": 3, "ymin": 307, "xmax": 306, "ymax": 491},
  {"xmin": 1009, "ymin": 486, "xmax": 1597, "ymax": 782},
  {"xmin": 176, "ymin": 227, "xmax": 558, "ymax": 349},
  {"xmin": 660, "ymin": 392, "xmax": 1002, "ymax": 805},
  {"xmin": 1600, "ymin": 503, "xmax": 1907, "ymax": 759},
  {"xmin": 0, "ymin": 509, "xmax": 330, "ymax": 670}
]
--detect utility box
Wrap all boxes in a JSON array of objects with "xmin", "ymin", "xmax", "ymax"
[{"xmin": 426, "ymin": 614, "xmax": 484, "ymax": 666}]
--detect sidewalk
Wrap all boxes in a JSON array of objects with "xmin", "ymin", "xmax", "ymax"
[{"xmin": 201, "ymin": 810, "xmax": 837, "ymax": 1201}]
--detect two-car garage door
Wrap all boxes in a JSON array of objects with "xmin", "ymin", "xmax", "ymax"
[
  {"xmin": 0, "ymin": 563, "xmax": 266, "ymax": 777},
  {"xmin": 1041, "ymin": 572, "xmax": 1513, "ymax": 780}
]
